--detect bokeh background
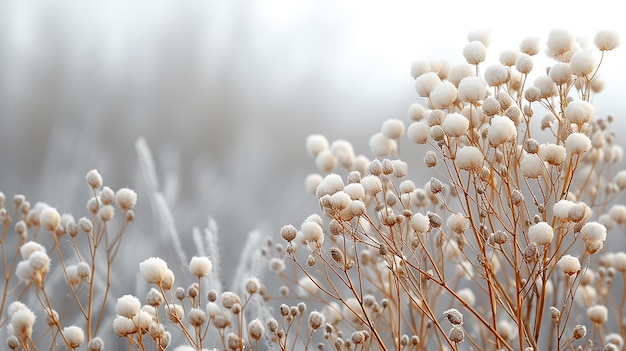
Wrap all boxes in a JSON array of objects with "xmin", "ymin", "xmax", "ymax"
[{"xmin": 1, "ymin": 0, "xmax": 625, "ymax": 298}]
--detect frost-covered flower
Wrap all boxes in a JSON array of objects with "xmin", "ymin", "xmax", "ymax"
[
  {"xmin": 306, "ymin": 134, "xmax": 329, "ymax": 158},
  {"xmin": 62, "ymin": 325, "xmax": 85, "ymax": 349},
  {"xmin": 558, "ymin": 255, "xmax": 581, "ymax": 275},
  {"xmin": 115, "ymin": 188, "xmax": 137, "ymax": 211},
  {"xmin": 528, "ymin": 222, "xmax": 554, "ymax": 245},
  {"xmin": 189, "ymin": 256, "xmax": 213, "ymax": 278},
  {"xmin": 587, "ymin": 304, "xmax": 608, "ymax": 324},
  {"xmin": 594, "ymin": 30, "xmax": 620, "ymax": 51},
  {"xmin": 139, "ymin": 257, "xmax": 169, "ymax": 284},
  {"xmin": 463, "ymin": 40, "xmax": 487, "ymax": 64},
  {"xmin": 488, "ymin": 115, "xmax": 517, "ymax": 146},
  {"xmin": 442, "ymin": 113, "xmax": 469, "ymax": 137},
  {"xmin": 456, "ymin": 146, "xmax": 484, "ymax": 171},
  {"xmin": 116, "ymin": 295, "xmax": 141, "ymax": 318}
]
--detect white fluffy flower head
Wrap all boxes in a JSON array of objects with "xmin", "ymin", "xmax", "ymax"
[
  {"xmin": 139, "ymin": 257, "xmax": 169, "ymax": 284},
  {"xmin": 189, "ymin": 256, "xmax": 213, "ymax": 278}
]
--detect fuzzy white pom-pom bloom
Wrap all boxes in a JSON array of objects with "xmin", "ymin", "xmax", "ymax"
[
  {"xmin": 539, "ymin": 143, "xmax": 567, "ymax": 166},
  {"xmin": 549, "ymin": 62, "xmax": 572, "ymax": 85},
  {"xmin": 269, "ymin": 257, "xmax": 285, "ymax": 273},
  {"xmin": 430, "ymin": 81, "xmax": 457, "ymax": 109},
  {"xmin": 457, "ymin": 76, "xmax": 487, "ymax": 104},
  {"xmin": 581, "ymin": 222, "xmax": 607, "ymax": 242},
  {"xmin": 330, "ymin": 191, "xmax": 352, "ymax": 211},
  {"xmin": 10, "ymin": 308, "xmax": 36, "ymax": 338},
  {"xmin": 381, "ymin": 119, "xmax": 405, "ymax": 139},
  {"xmin": 304, "ymin": 174, "xmax": 323, "ymax": 195},
  {"xmin": 407, "ymin": 103, "xmax": 427, "ymax": 121},
  {"xmin": 454, "ymin": 146, "xmax": 482, "ymax": 171},
  {"xmin": 442, "ymin": 113, "xmax": 469, "ymax": 137},
  {"xmin": 248, "ymin": 318, "xmax": 265, "ymax": 341},
  {"xmin": 488, "ymin": 115, "xmax": 517, "ymax": 146},
  {"xmin": 410, "ymin": 60, "xmax": 431, "ymax": 79},
  {"xmin": 139, "ymin": 257, "xmax": 169, "ymax": 284},
  {"xmin": 301, "ymin": 221, "xmax": 324, "ymax": 245},
  {"xmin": 97, "ymin": 205, "xmax": 114, "ymax": 222},
  {"xmin": 594, "ymin": 30, "xmax": 620, "ymax": 51},
  {"xmin": 86, "ymin": 169, "xmax": 103, "ymax": 189},
  {"xmin": 62, "ymin": 325, "xmax": 85, "ymax": 348},
  {"xmin": 414, "ymin": 72, "xmax": 441, "ymax": 97},
  {"xmin": 553, "ymin": 200, "xmax": 575, "ymax": 220},
  {"xmin": 463, "ymin": 40, "xmax": 487, "ymax": 64},
  {"xmin": 520, "ymin": 154, "xmax": 546, "ymax": 178},
  {"xmin": 189, "ymin": 256, "xmax": 213, "ymax": 278},
  {"xmin": 565, "ymin": 133, "xmax": 591, "ymax": 155},
  {"xmin": 534, "ymin": 75, "xmax": 557, "ymax": 98},
  {"xmin": 28, "ymin": 251, "xmax": 50, "ymax": 275},
  {"xmin": 369, "ymin": 132, "xmax": 396, "ymax": 156},
  {"xmin": 482, "ymin": 97, "xmax": 500, "ymax": 116},
  {"xmin": 361, "ymin": 175, "xmax": 383, "ymax": 195},
  {"xmin": 115, "ymin": 188, "xmax": 137, "ymax": 211},
  {"xmin": 614, "ymin": 252, "xmax": 626, "ymax": 272},
  {"xmin": 520, "ymin": 36, "xmax": 540, "ymax": 55},
  {"xmin": 343, "ymin": 183, "xmax": 365, "ymax": 200},
  {"xmin": 558, "ymin": 255, "xmax": 581, "ymax": 275},
  {"xmin": 407, "ymin": 121, "xmax": 430, "ymax": 144},
  {"xmin": 20, "ymin": 241, "xmax": 45, "ymax": 260},
  {"xmin": 116, "ymin": 294, "xmax": 141, "ymax": 318},
  {"xmin": 467, "ymin": 30, "xmax": 490, "ymax": 46},
  {"xmin": 447, "ymin": 213, "xmax": 469, "ymax": 234},
  {"xmin": 410, "ymin": 213, "xmax": 430, "ymax": 234},
  {"xmin": 391, "ymin": 159, "xmax": 408, "ymax": 178},
  {"xmin": 588, "ymin": 304, "xmax": 608, "ymax": 324},
  {"xmin": 315, "ymin": 150, "xmax": 339, "ymax": 173},
  {"xmin": 528, "ymin": 222, "xmax": 554, "ymax": 245},
  {"xmin": 499, "ymin": 50, "xmax": 519, "ymax": 66},
  {"xmin": 306, "ymin": 134, "xmax": 329, "ymax": 158},
  {"xmin": 40, "ymin": 207, "xmax": 60, "ymax": 232},
  {"xmin": 515, "ymin": 54, "xmax": 533, "ymax": 74},
  {"xmin": 112, "ymin": 315, "xmax": 136, "ymax": 336},
  {"xmin": 330, "ymin": 140, "xmax": 355, "ymax": 169},
  {"xmin": 315, "ymin": 150, "xmax": 337, "ymax": 172},
  {"xmin": 448, "ymin": 64, "xmax": 474, "ymax": 87},
  {"xmin": 570, "ymin": 49, "xmax": 597, "ymax": 77},
  {"xmin": 547, "ymin": 29, "xmax": 574, "ymax": 56},
  {"xmin": 484, "ymin": 64, "xmax": 510, "ymax": 86},
  {"xmin": 316, "ymin": 173, "xmax": 344, "ymax": 198},
  {"xmin": 614, "ymin": 170, "xmax": 626, "ymax": 190}
]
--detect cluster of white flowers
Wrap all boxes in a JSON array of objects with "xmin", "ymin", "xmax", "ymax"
[{"xmin": 270, "ymin": 29, "xmax": 626, "ymax": 350}]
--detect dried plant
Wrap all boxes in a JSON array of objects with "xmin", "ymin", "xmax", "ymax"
[{"xmin": 1, "ymin": 28, "xmax": 624, "ymax": 351}]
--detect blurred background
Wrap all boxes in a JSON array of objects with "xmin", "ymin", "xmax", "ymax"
[{"xmin": 1, "ymin": 0, "xmax": 625, "ymax": 286}]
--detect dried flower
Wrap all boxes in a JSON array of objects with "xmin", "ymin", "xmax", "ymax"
[
  {"xmin": 442, "ymin": 113, "xmax": 469, "ymax": 137},
  {"xmin": 115, "ymin": 295, "xmax": 140, "ymax": 318},
  {"xmin": 139, "ymin": 257, "xmax": 169, "ymax": 284},
  {"xmin": 456, "ymin": 146, "xmax": 484, "ymax": 171},
  {"xmin": 594, "ymin": 30, "xmax": 620, "ymax": 51},
  {"xmin": 248, "ymin": 318, "xmax": 265, "ymax": 341},
  {"xmin": 444, "ymin": 308, "xmax": 463, "ymax": 325},
  {"xmin": 448, "ymin": 325, "xmax": 465, "ymax": 343},
  {"xmin": 587, "ymin": 304, "xmax": 608, "ymax": 324},
  {"xmin": 488, "ymin": 115, "xmax": 517, "ymax": 146},
  {"xmin": 86, "ymin": 169, "xmax": 103, "ymax": 189},
  {"xmin": 528, "ymin": 222, "xmax": 554, "ymax": 245},
  {"xmin": 559, "ymin": 255, "xmax": 581, "ymax": 275},
  {"xmin": 62, "ymin": 325, "xmax": 84, "ymax": 349},
  {"xmin": 189, "ymin": 256, "xmax": 212, "ymax": 278},
  {"xmin": 115, "ymin": 188, "xmax": 137, "ymax": 211}
]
